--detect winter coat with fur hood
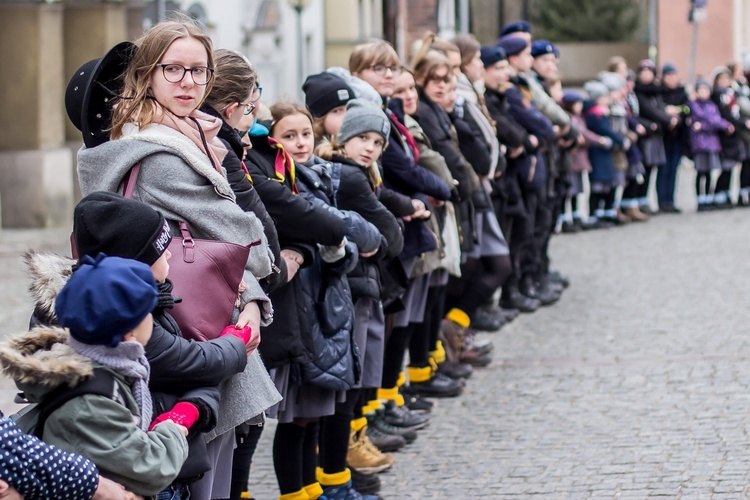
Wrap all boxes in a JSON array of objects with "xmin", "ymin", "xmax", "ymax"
[
  {"xmin": 22, "ymin": 251, "xmax": 249, "ymax": 481},
  {"xmin": 0, "ymin": 327, "xmax": 188, "ymax": 497},
  {"xmin": 75, "ymin": 126, "xmax": 282, "ymax": 439}
]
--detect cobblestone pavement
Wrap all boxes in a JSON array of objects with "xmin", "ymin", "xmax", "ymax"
[{"xmin": 3, "ymin": 167, "xmax": 750, "ymax": 498}]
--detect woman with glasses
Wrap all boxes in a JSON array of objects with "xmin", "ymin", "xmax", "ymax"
[{"xmin": 75, "ymin": 18, "xmax": 281, "ymax": 500}]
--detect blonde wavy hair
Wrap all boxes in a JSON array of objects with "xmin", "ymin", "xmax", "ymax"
[{"xmin": 110, "ymin": 16, "xmax": 215, "ymax": 139}]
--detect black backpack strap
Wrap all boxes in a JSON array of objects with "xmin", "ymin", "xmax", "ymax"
[{"xmin": 34, "ymin": 368, "xmax": 116, "ymax": 438}]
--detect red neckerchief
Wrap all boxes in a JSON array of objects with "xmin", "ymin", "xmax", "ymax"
[
  {"xmin": 267, "ymin": 137, "xmax": 298, "ymax": 194},
  {"xmin": 387, "ymin": 110, "xmax": 420, "ymax": 164}
]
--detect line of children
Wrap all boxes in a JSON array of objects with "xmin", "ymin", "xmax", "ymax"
[{"xmin": 5, "ymin": 14, "xmax": 750, "ymax": 500}]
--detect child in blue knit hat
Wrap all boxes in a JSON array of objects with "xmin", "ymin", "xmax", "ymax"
[{"xmin": 0, "ymin": 254, "xmax": 189, "ymax": 498}]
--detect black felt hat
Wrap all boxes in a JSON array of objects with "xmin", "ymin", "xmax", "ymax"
[{"xmin": 65, "ymin": 41, "xmax": 134, "ymax": 148}]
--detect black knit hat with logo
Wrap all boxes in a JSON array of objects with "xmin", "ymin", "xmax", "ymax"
[{"xmin": 74, "ymin": 192, "xmax": 172, "ymax": 266}]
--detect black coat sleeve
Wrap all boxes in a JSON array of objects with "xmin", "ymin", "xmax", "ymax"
[
  {"xmin": 245, "ymin": 151, "xmax": 348, "ymax": 247},
  {"xmin": 145, "ymin": 314, "xmax": 248, "ymax": 393},
  {"xmin": 221, "ymin": 141, "xmax": 287, "ymax": 291},
  {"xmin": 381, "ymin": 130, "xmax": 452, "ymax": 200},
  {"xmin": 452, "ymin": 111, "xmax": 492, "ymax": 176},
  {"xmin": 337, "ymin": 167, "xmax": 405, "ymax": 259},
  {"xmin": 416, "ymin": 101, "xmax": 473, "ymax": 201}
]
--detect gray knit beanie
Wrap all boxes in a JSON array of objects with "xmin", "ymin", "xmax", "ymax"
[
  {"xmin": 337, "ymin": 98, "xmax": 391, "ymax": 144},
  {"xmin": 584, "ymin": 80, "xmax": 610, "ymax": 102}
]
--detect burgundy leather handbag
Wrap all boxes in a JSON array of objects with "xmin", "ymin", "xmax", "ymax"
[{"xmin": 122, "ymin": 163, "xmax": 255, "ymax": 341}]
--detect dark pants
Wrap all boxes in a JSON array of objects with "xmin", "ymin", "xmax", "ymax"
[
  {"xmin": 658, "ymin": 136, "xmax": 682, "ymax": 207},
  {"xmin": 521, "ymin": 187, "xmax": 552, "ymax": 279}
]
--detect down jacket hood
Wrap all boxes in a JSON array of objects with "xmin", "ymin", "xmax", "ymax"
[
  {"xmin": 0, "ymin": 326, "xmax": 93, "ymax": 402},
  {"xmin": 24, "ymin": 251, "xmax": 75, "ymax": 326}
]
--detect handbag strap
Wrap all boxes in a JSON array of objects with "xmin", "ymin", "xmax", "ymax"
[{"xmin": 122, "ymin": 163, "xmax": 141, "ymax": 199}]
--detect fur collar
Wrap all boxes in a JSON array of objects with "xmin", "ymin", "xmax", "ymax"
[
  {"xmin": 0, "ymin": 327, "xmax": 93, "ymax": 389},
  {"xmin": 24, "ymin": 251, "xmax": 74, "ymax": 324},
  {"xmin": 121, "ymin": 122, "xmax": 236, "ymax": 201}
]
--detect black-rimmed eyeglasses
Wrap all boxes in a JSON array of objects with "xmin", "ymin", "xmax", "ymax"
[
  {"xmin": 238, "ymin": 101, "xmax": 256, "ymax": 115},
  {"xmin": 156, "ymin": 64, "xmax": 215, "ymax": 85}
]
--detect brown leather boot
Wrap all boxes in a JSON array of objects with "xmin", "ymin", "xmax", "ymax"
[
  {"xmin": 625, "ymin": 206, "xmax": 650, "ymax": 222},
  {"xmin": 616, "ymin": 208, "xmax": 632, "ymax": 224}
]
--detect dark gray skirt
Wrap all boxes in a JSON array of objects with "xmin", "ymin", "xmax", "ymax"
[
  {"xmin": 267, "ymin": 364, "xmax": 341, "ymax": 423},
  {"xmin": 693, "ymin": 152, "xmax": 721, "ymax": 173},
  {"xmin": 465, "ymin": 209, "xmax": 510, "ymax": 259},
  {"xmin": 391, "ymin": 270, "xmax": 431, "ymax": 328},
  {"xmin": 567, "ymin": 171, "xmax": 585, "ymax": 197},
  {"xmin": 352, "ymin": 297, "xmax": 385, "ymax": 389},
  {"xmin": 639, "ymin": 135, "xmax": 666, "ymax": 166}
]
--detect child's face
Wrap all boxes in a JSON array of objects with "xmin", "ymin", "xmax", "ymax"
[
  {"xmin": 149, "ymin": 37, "xmax": 209, "ymax": 117},
  {"xmin": 272, "ymin": 112, "xmax": 314, "ymax": 163},
  {"xmin": 354, "ymin": 61, "xmax": 399, "ymax": 98},
  {"xmin": 696, "ymin": 85, "xmax": 711, "ymax": 100},
  {"xmin": 638, "ymin": 68, "xmax": 655, "ymax": 84},
  {"xmin": 610, "ymin": 88, "xmax": 622, "ymax": 101},
  {"xmin": 463, "ymin": 50, "xmax": 484, "ymax": 82},
  {"xmin": 393, "ymin": 72, "xmax": 419, "ymax": 115},
  {"xmin": 439, "ymin": 85, "xmax": 457, "ymax": 113},
  {"xmin": 572, "ymin": 101, "xmax": 583, "ymax": 115},
  {"xmin": 224, "ymin": 87, "xmax": 256, "ymax": 129},
  {"xmin": 344, "ymin": 132, "xmax": 385, "ymax": 167},
  {"xmin": 715, "ymin": 73, "xmax": 731, "ymax": 89},
  {"xmin": 532, "ymin": 53, "xmax": 558, "ymax": 80},
  {"xmin": 125, "ymin": 313, "xmax": 154, "ymax": 346},
  {"xmin": 484, "ymin": 59, "xmax": 510, "ymax": 90},
  {"xmin": 596, "ymin": 95, "xmax": 610, "ymax": 107},
  {"xmin": 151, "ymin": 249, "xmax": 171, "ymax": 283},
  {"xmin": 423, "ymin": 66, "xmax": 452, "ymax": 105},
  {"xmin": 323, "ymin": 105, "xmax": 346, "ymax": 137}
]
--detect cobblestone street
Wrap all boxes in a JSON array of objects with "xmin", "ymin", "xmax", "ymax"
[{"xmin": 2, "ymin": 170, "xmax": 750, "ymax": 498}]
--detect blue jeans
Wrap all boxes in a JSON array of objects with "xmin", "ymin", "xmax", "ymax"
[
  {"xmin": 156, "ymin": 484, "xmax": 190, "ymax": 500},
  {"xmin": 658, "ymin": 136, "xmax": 682, "ymax": 206}
]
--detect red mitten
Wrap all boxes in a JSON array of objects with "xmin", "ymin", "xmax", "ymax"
[
  {"xmin": 220, "ymin": 325, "xmax": 252, "ymax": 345},
  {"xmin": 149, "ymin": 401, "xmax": 200, "ymax": 431}
]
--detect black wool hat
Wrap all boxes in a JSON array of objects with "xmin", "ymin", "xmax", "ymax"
[
  {"xmin": 65, "ymin": 41, "xmax": 134, "ymax": 148},
  {"xmin": 74, "ymin": 192, "xmax": 172, "ymax": 267},
  {"xmin": 302, "ymin": 72, "xmax": 355, "ymax": 118}
]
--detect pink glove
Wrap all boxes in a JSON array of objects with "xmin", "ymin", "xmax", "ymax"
[
  {"xmin": 149, "ymin": 401, "xmax": 200, "ymax": 431},
  {"xmin": 221, "ymin": 325, "xmax": 260, "ymax": 355}
]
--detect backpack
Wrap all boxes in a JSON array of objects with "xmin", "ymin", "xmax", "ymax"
[{"xmin": 11, "ymin": 368, "xmax": 116, "ymax": 438}]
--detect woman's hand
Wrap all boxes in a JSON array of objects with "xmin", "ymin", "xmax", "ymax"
[
  {"xmin": 280, "ymin": 249, "xmax": 304, "ymax": 282},
  {"xmin": 236, "ymin": 300, "xmax": 261, "ymax": 336},
  {"xmin": 92, "ymin": 477, "xmax": 144, "ymax": 500},
  {"xmin": 0, "ymin": 480, "xmax": 22, "ymax": 500}
]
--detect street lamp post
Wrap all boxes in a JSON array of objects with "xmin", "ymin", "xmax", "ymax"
[{"xmin": 286, "ymin": 0, "xmax": 310, "ymax": 95}]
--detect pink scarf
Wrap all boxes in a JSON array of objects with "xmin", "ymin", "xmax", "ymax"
[{"xmin": 152, "ymin": 104, "xmax": 228, "ymax": 172}]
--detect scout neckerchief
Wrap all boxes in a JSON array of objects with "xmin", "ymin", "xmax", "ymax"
[{"xmin": 268, "ymin": 137, "xmax": 298, "ymax": 194}]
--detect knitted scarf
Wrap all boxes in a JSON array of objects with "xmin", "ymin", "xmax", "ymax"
[
  {"xmin": 68, "ymin": 337, "xmax": 153, "ymax": 431},
  {"xmin": 152, "ymin": 103, "xmax": 228, "ymax": 172}
]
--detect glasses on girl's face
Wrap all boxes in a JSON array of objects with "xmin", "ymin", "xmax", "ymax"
[
  {"xmin": 249, "ymin": 84, "xmax": 263, "ymax": 103},
  {"xmin": 156, "ymin": 64, "xmax": 215, "ymax": 85},
  {"xmin": 369, "ymin": 64, "xmax": 402, "ymax": 76},
  {"xmin": 429, "ymin": 73, "xmax": 452, "ymax": 84},
  {"xmin": 238, "ymin": 101, "xmax": 256, "ymax": 115}
]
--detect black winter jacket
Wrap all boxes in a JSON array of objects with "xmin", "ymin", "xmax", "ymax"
[
  {"xmin": 245, "ymin": 127, "xmax": 349, "ymax": 368},
  {"xmin": 200, "ymin": 105, "xmax": 287, "ymax": 293},
  {"xmin": 634, "ymin": 82, "xmax": 673, "ymax": 136}
]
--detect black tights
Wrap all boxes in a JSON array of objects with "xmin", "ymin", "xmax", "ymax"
[
  {"xmin": 409, "ymin": 285, "xmax": 443, "ymax": 367},
  {"xmin": 590, "ymin": 190, "xmax": 615, "ymax": 214},
  {"xmin": 381, "ymin": 323, "xmax": 415, "ymax": 389},
  {"xmin": 319, "ymin": 388, "xmax": 362, "ymax": 475},
  {"xmin": 696, "ymin": 172, "xmax": 710, "ymax": 196},
  {"xmin": 229, "ymin": 423, "xmax": 265, "ymax": 500},
  {"xmin": 447, "ymin": 254, "xmax": 512, "ymax": 319},
  {"xmin": 716, "ymin": 169, "xmax": 731, "ymax": 194},
  {"xmin": 273, "ymin": 420, "xmax": 319, "ymax": 494}
]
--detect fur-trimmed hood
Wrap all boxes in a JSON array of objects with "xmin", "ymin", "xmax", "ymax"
[
  {"xmin": 24, "ymin": 250, "xmax": 75, "ymax": 325},
  {"xmin": 0, "ymin": 326, "xmax": 93, "ymax": 401}
]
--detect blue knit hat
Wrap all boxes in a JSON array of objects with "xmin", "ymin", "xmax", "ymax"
[
  {"xmin": 480, "ymin": 46, "xmax": 507, "ymax": 67},
  {"xmin": 662, "ymin": 62, "xmax": 677, "ymax": 75},
  {"xmin": 56, "ymin": 254, "xmax": 158, "ymax": 347},
  {"xmin": 562, "ymin": 91, "xmax": 583, "ymax": 104},
  {"xmin": 496, "ymin": 36, "xmax": 528, "ymax": 57},
  {"xmin": 531, "ymin": 40, "xmax": 558, "ymax": 58},
  {"xmin": 499, "ymin": 20, "xmax": 531, "ymax": 38}
]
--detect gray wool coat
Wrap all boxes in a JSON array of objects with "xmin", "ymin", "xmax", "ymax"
[{"xmin": 77, "ymin": 122, "xmax": 281, "ymax": 440}]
